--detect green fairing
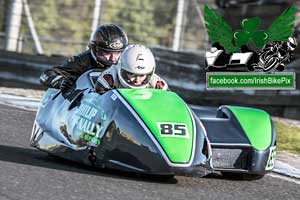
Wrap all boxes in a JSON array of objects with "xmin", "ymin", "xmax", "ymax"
[
  {"xmin": 118, "ymin": 89, "xmax": 194, "ymax": 163},
  {"xmin": 226, "ymin": 106, "xmax": 272, "ymax": 150}
]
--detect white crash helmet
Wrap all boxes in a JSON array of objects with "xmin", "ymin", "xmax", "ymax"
[
  {"xmin": 118, "ymin": 44, "xmax": 156, "ymax": 88},
  {"xmin": 287, "ymin": 36, "xmax": 297, "ymax": 51}
]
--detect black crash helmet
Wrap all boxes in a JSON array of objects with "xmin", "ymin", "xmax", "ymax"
[{"xmin": 88, "ymin": 24, "xmax": 128, "ymax": 53}]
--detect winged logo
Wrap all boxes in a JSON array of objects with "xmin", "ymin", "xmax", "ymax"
[{"xmin": 203, "ymin": 5, "xmax": 296, "ymax": 52}]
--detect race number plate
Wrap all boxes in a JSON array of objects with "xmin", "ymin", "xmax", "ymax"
[{"xmin": 156, "ymin": 122, "xmax": 190, "ymax": 138}]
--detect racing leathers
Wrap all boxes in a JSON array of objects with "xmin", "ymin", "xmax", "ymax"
[
  {"xmin": 94, "ymin": 65, "xmax": 168, "ymax": 94},
  {"xmin": 40, "ymin": 50, "xmax": 108, "ymax": 93}
]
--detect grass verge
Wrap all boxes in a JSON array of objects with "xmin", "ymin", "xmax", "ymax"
[{"xmin": 273, "ymin": 118, "xmax": 300, "ymax": 153}]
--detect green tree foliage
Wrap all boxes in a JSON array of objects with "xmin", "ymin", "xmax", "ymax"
[
  {"xmin": 0, "ymin": 0, "xmax": 6, "ymax": 32},
  {"xmin": 0, "ymin": 0, "xmax": 8, "ymax": 48},
  {"xmin": 182, "ymin": 1, "xmax": 208, "ymax": 50},
  {"xmin": 102, "ymin": 0, "xmax": 177, "ymax": 46},
  {"xmin": 118, "ymin": 0, "xmax": 162, "ymax": 45},
  {"xmin": 152, "ymin": 0, "xmax": 177, "ymax": 46},
  {"xmin": 6, "ymin": 0, "xmax": 178, "ymax": 55},
  {"xmin": 21, "ymin": 0, "xmax": 94, "ymax": 55}
]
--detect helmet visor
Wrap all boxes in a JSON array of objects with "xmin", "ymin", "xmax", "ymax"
[
  {"xmin": 121, "ymin": 69, "xmax": 152, "ymax": 87},
  {"xmin": 94, "ymin": 49, "xmax": 122, "ymax": 66}
]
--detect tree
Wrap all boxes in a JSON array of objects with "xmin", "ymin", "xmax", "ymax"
[
  {"xmin": 21, "ymin": 0, "xmax": 94, "ymax": 55},
  {"xmin": 8, "ymin": 0, "xmax": 180, "ymax": 55},
  {"xmin": 102, "ymin": 0, "xmax": 177, "ymax": 46},
  {"xmin": 152, "ymin": 0, "xmax": 177, "ymax": 47},
  {"xmin": 0, "ymin": 0, "xmax": 7, "ymax": 33}
]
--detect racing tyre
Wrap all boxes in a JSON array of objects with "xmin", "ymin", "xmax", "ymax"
[
  {"xmin": 276, "ymin": 64, "xmax": 285, "ymax": 71},
  {"xmin": 263, "ymin": 57, "xmax": 279, "ymax": 71},
  {"xmin": 247, "ymin": 64, "xmax": 255, "ymax": 71}
]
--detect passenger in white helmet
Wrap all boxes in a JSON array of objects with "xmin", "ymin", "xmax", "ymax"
[{"xmin": 95, "ymin": 44, "xmax": 168, "ymax": 93}]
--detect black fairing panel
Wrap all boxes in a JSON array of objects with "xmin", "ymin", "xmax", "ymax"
[
  {"xmin": 190, "ymin": 106, "xmax": 218, "ymax": 119},
  {"xmin": 200, "ymin": 119, "xmax": 250, "ymax": 144},
  {"xmin": 192, "ymin": 106, "xmax": 250, "ymax": 144}
]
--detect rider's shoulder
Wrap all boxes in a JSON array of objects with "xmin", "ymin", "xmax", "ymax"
[
  {"xmin": 67, "ymin": 50, "xmax": 91, "ymax": 64},
  {"xmin": 102, "ymin": 64, "xmax": 118, "ymax": 74},
  {"xmin": 77, "ymin": 49, "xmax": 91, "ymax": 58}
]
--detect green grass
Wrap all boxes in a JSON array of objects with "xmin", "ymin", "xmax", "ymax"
[{"xmin": 274, "ymin": 119, "xmax": 300, "ymax": 153}]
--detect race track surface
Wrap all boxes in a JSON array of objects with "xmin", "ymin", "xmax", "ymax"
[{"xmin": 0, "ymin": 104, "xmax": 299, "ymax": 200}]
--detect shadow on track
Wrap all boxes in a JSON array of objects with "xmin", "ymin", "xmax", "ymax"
[{"xmin": 0, "ymin": 144, "xmax": 177, "ymax": 184}]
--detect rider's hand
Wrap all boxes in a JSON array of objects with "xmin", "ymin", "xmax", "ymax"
[
  {"xmin": 60, "ymin": 78, "xmax": 74, "ymax": 94},
  {"xmin": 40, "ymin": 70, "xmax": 62, "ymax": 89},
  {"xmin": 50, "ymin": 75, "xmax": 63, "ymax": 88}
]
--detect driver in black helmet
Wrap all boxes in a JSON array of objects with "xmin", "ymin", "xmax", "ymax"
[{"xmin": 40, "ymin": 24, "xmax": 128, "ymax": 95}]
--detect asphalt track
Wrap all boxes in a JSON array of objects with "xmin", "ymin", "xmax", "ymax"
[{"xmin": 0, "ymin": 104, "xmax": 299, "ymax": 200}]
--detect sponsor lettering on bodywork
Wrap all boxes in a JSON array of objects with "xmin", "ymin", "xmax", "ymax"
[{"xmin": 72, "ymin": 103, "xmax": 107, "ymax": 146}]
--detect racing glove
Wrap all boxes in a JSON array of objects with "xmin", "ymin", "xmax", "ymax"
[
  {"xmin": 60, "ymin": 78, "xmax": 75, "ymax": 94},
  {"xmin": 40, "ymin": 70, "xmax": 63, "ymax": 89}
]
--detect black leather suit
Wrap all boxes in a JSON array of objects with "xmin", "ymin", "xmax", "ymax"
[{"xmin": 40, "ymin": 50, "xmax": 108, "ymax": 89}]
